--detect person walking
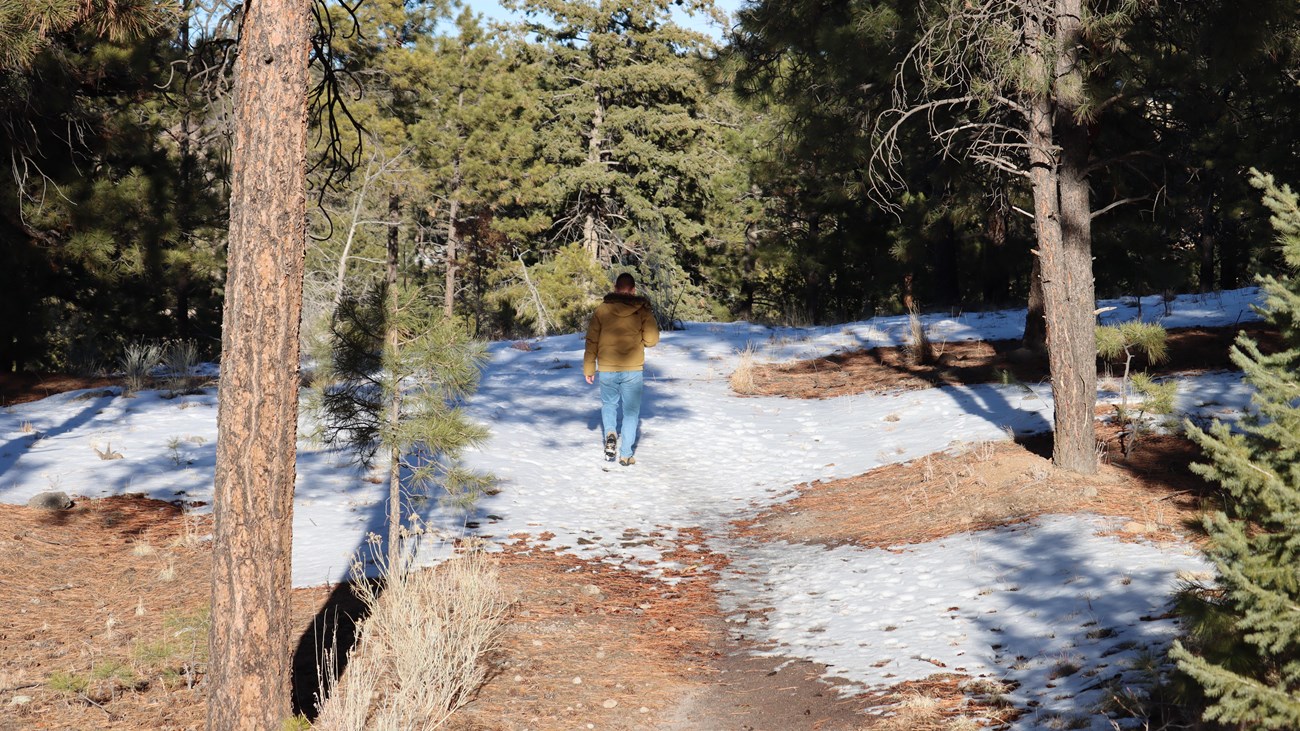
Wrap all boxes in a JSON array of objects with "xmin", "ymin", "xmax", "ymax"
[{"xmin": 583, "ymin": 273, "xmax": 660, "ymax": 466}]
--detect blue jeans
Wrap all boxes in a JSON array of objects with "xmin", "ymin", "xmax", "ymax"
[{"xmin": 599, "ymin": 370, "xmax": 643, "ymax": 459}]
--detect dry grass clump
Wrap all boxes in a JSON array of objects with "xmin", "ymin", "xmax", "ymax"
[
  {"xmin": 729, "ymin": 343, "xmax": 759, "ymax": 395},
  {"xmin": 314, "ymin": 548, "xmax": 511, "ymax": 731},
  {"xmin": 876, "ymin": 691, "xmax": 944, "ymax": 729},
  {"xmin": 120, "ymin": 341, "xmax": 163, "ymax": 396},
  {"xmin": 162, "ymin": 339, "xmax": 202, "ymax": 395},
  {"xmin": 905, "ymin": 309, "xmax": 936, "ymax": 366},
  {"xmin": 868, "ymin": 679, "xmax": 1011, "ymax": 731}
]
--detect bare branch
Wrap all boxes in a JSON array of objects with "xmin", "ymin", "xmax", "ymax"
[{"xmin": 1090, "ymin": 196, "xmax": 1147, "ymax": 220}]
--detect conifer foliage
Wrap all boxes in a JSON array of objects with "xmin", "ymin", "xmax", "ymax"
[
  {"xmin": 510, "ymin": 0, "xmax": 721, "ymax": 264},
  {"xmin": 1172, "ymin": 169, "xmax": 1300, "ymax": 728},
  {"xmin": 310, "ymin": 283, "xmax": 492, "ymax": 567}
]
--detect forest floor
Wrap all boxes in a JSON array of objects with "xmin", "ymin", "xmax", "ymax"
[
  {"xmin": 0, "ymin": 426, "xmax": 1211, "ymax": 731},
  {"xmin": 739, "ymin": 323, "xmax": 1279, "ymax": 399},
  {"xmin": 0, "ymin": 322, "xmax": 1237, "ymax": 731},
  {"xmin": 0, "ymin": 373, "xmax": 119, "ymax": 407}
]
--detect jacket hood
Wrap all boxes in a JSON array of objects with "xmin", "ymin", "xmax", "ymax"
[{"xmin": 602, "ymin": 292, "xmax": 649, "ymax": 316}]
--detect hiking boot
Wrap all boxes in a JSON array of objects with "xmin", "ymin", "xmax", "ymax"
[
  {"xmin": 604, "ymin": 432, "xmax": 618, "ymax": 461},
  {"xmin": 619, "ymin": 456, "xmax": 636, "ymax": 467}
]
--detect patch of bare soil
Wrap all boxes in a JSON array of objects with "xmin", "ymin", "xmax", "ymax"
[
  {"xmin": 444, "ymin": 531, "xmax": 728, "ymax": 730},
  {"xmin": 0, "ymin": 495, "xmax": 213, "ymax": 730},
  {"xmin": 448, "ymin": 532, "xmax": 918, "ymax": 731},
  {"xmin": 659, "ymin": 649, "xmax": 1016, "ymax": 731},
  {"xmin": 738, "ymin": 426, "xmax": 1213, "ymax": 552},
  {"xmin": 740, "ymin": 323, "xmax": 1279, "ymax": 398},
  {"xmin": 0, "ymin": 373, "xmax": 120, "ymax": 407},
  {"xmin": 0, "ymin": 497, "xmax": 893, "ymax": 731}
]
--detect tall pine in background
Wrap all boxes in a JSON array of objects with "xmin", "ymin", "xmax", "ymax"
[
  {"xmin": 510, "ymin": 0, "xmax": 721, "ymax": 264},
  {"xmin": 1172, "ymin": 169, "xmax": 1300, "ymax": 728}
]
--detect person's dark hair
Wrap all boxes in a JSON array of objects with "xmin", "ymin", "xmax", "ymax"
[{"xmin": 614, "ymin": 272, "xmax": 635, "ymax": 291}]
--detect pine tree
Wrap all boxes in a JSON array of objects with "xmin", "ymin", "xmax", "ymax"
[
  {"xmin": 409, "ymin": 10, "xmax": 545, "ymax": 317},
  {"xmin": 1171, "ymin": 168, "xmax": 1300, "ymax": 728},
  {"xmin": 310, "ymin": 282, "xmax": 491, "ymax": 569},
  {"xmin": 0, "ymin": 0, "xmax": 168, "ymax": 71},
  {"xmin": 510, "ymin": 0, "xmax": 722, "ymax": 264}
]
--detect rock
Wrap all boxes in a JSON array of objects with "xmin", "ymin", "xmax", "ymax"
[
  {"xmin": 1121, "ymin": 520, "xmax": 1157, "ymax": 534},
  {"xmin": 27, "ymin": 491, "xmax": 72, "ymax": 511},
  {"xmin": 10, "ymin": 695, "xmax": 32, "ymax": 706},
  {"xmin": 571, "ymin": 676, "xmax": 583, "ymax": 685},
  {"xmin": 581, "ymin": 584, "xmax": 602, "ymax": 597},
  {"xmin": 602, "ymin": 699, "xmax": 618, "ymax": 709},
  {"xmin": 1081, "ymin": 486, "xmax": 1099, "ymax": 499}
]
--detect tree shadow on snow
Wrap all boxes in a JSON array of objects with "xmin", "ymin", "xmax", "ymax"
[{"xmin": 959, "ymin": 521, "xmax": 1190, "ymax": 726}]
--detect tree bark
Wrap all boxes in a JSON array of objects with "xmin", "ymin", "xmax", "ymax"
[
  {"xmin": 739, "ymin": 214, "xmax": 759, "ymax": 320},
  {"xmin": 385, "ymin": 193, "xmax": 402, "ymax": 570},
  {"xmin": 1023, "ymin": 255, "xmax": 1048, "ymax": 352},
  {"xmin": 1024, "ymin": 0, "xmax": 1097, "ymax": 475},
  {"xmin": 1042, "ymin": 0, "xmax": 1098, "ymax": 474},
  {"xmin": 582, "ymin": 91, "xmax": 605, "ymax": 261},
  {"xmin": 1198, "ymin": 188, "xmax": 1217, "ymax": 293},
  {"xmin": 208, "ymin": 0, "xmax": 311, "ymax": 726},
  {"xmin": 175, "ymin": 0, "xmax": 195, "ymax": 340},
  {"xmin": 445, "ymin": 154, "xmax": 462, "ymax": 318}
]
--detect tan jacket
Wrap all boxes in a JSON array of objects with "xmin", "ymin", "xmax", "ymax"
[{"xmin": 583, "ymin": 293, "xmax": 660, "ymax": 377}]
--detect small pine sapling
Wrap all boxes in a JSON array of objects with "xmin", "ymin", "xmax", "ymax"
[
  {"xmin": 1170, "ymin": 169, "xmax": 1300, "ymax": 728},
  {"xmin": 1095, "ymin": 320, "xmax": 1172, "ymax": 456},
  {"xmin": 309, "ymin": 281, "xmax": 492, "ymax": 569}
]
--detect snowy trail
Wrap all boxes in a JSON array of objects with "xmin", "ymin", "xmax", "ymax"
[
  {"xmin": 456, "ymin": 334, "xmax": 1057, "ymax": 564},
  {"xmin": 0, "ymin": 287, "xmax": 1263, "ymax": 729}
]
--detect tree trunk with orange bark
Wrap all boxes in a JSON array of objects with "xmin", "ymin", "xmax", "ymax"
[{"xmin": 208, "ymin": 0, "xmax": 311, "ymax": 726}]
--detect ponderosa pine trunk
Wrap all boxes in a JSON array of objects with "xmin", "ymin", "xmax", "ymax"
[
  {"xmin": 1023, "ymin": 257, "xmax": 1047, "ymax": 352},
  {"xmin": 208, "ymin": 0, "xmax": 311, "ymax": 726},
  {"xmin": 1040, "ymin": 0, "xmax": 1098, "ymax": 474},
  {"xmin": 386, "ymin": 193, "xmax": 403, "ymax": 570},
  {"xmin": 1048, "ymin": 130, "xmax": 1099, "ymax": 473},
  {"xmin": 445, "ymin": 154, "xmax": 462, "ymax": 318},
  {"xmin": 1199, "ymin": 188, "xmax": 1217, "ymax": 293},
  {"xmin": 1026, "ymin": 0, "xmax": 1097, "ymax": 475},
  {"xmin": 582, "ymin": 89, "xmax": 605, "ymax": 261}
]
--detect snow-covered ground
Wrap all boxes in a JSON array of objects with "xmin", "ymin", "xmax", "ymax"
[
  {"xmin": 721, "ymin": 517, "xmax": 1206, "ymax": 728},
  {"xmin": 0, "ymin": 287, "xmax": 1262, "ymax": 729}
]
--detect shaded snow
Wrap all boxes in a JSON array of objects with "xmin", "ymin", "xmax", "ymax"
[{"xmin": 719, "ymin": 516, "xmax": 1206, "ymax": 730}]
